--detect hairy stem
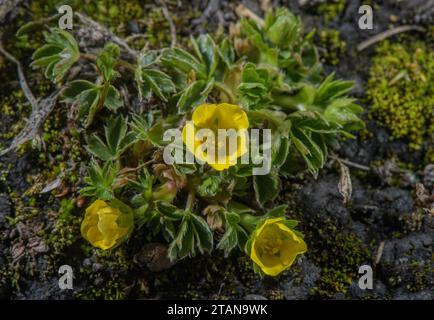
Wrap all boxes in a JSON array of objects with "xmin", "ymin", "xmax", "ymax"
[{"xmin": 185, "ymin": 190, "xmax": 196, "ymax": 211}]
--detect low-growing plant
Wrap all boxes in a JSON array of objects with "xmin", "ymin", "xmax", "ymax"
[{"xmin": 22, "ymin": 8, "xmax": 363, "ymax": 276}]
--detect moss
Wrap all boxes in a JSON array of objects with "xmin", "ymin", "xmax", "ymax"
[
  {"xmin": 47, "ymin": 202, "xmax": 81, "ymax": 256},
  {"xmin": 367, "ymin": 40, "xmax": 434, "ymax": 153},
  {"xmin": 406, "ymin": 260, "xmax": 431, "ymax": 292},
  {"xmin": 0, "ymin": 90, "xmax": 29, "ymax": 141},
  {"xmin": 399, "ymin": 211, "xmax": 425, "ymax": 234},
  {"xmin": 76, "ymin": 277, "xmax": 127, "ymax": 300},
  {"xmin": 29, "ymin": 0, "xmax": 143, "ymax": 34},
  {"xmin": 316, "ymin": 29, "xmax": 346, "ymax": 65},
  {"xmin": 310, "ymin": 269, "xmax": 351, "ymax": 297},
  {"xmin": 143, "ymin": 8, "xmax": 173, "ymax": 48},
  {"xmin": 141, "ymin": 6, "xmax": 199, "ymax": 50},
  {"xmin": 75, "ymin": 249, "xmax": 131, "ymax": 299},
  {"xmin": 306, "ymin": 219, "xmax": 371, "ymax": 298},
  {"xmin": 317, "ymin": 0, "xmax": 347, "ymax": 23}
]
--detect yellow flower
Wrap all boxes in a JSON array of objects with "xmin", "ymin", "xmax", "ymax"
[
  {"xmin": 81, "ymin": 199, "xmax": 134, "ymax": 250},
  {"xmin": 182, "ymin": 103, "xmax": 249, "ymax": 171},
  {"xmin": 249, "ymin": 218, "xmax": 307, "ymax": 276}
]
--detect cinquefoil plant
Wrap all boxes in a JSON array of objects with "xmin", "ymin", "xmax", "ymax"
[{"xmin": 25, "ymin": 8, "xmax": 363, "ymax": 276}]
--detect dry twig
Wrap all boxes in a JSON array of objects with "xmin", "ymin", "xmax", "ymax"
[
  {"xmin": 0, "ymin": 35, "xmax": 38, "ymax": 110},
  {"xmin": 375, "ymin": 241, "xmax": 385, "ymax": 265},
  {"xmin": 0, "ymin": 35, "xmax": 61, "ymax": 157},
  {"xmin": 235, "ymin": 4, "xmax": 264, "ymax": 27},
  {"xmin": 357, "ymin": 25, "xmax": 426, "ymax": 51},
  {"xmin": 330, "ymin": 154, "xmax": 371, "ymax": 171}
]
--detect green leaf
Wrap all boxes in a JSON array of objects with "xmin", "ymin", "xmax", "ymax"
[
  {"xmin": 253, "ymin": 169, "xmax": 281, "ymax": 207},
  {"xmin": 137, "ymin": 51, "xmax": 158, "ymax": 68},
  {"xmin": 32, "ymin": 28, "xmax": 79, "ymax": 83},
  {"xmin": 265, "ymin": 204, "xmax": 288, "ymax": 218},
  {"xmin": 130, "ymin": 113, "xmax": 153, "ymax": 140},
  {"xmin": 191, "ymin": 213, "xmax": 213, "ymax": 254},
  {"xmin": 168, "ymin": 211, "xmax": 214, "ymax": 260},
  {"xmin": 225, "ymin": 211, "xmax": 241, "ymax": 224},
  {"xmin": 79, "ymin": 87, "xmax": 102, "ymax": 127},
  {"xmin": 85, "ymin": 115, "xmax": 134, "ymax": 161},
  {"xmin": 32, "ymin": 44, "xmax": 62, "ymax": 61},
  {"xmin": 139, "ymin": 120, "xmax": 165, "ymax": 147},
  {"xmin": 315, "ymin": 73, "xmax": 354, "ymax": 106},
  {"xmin": 227, "ymin": 201, "xmax": 255, "ymax": 214},
  {"xmin": 161, "ymin": 47, "xmax": 207, "ymax": 79},
  {"xmin": 155, "ymin": 201, "xmax": 184, "ymax": 221},
  {"xmin": 106, "ymin": 115, "xmax": 127, "ymax": 152},
  {"xmin": 177, "ymin": 79, "xmax": 214, "ymax": 114},
  {"xmin": 85, "ymin": 134, "xmax": 114, "ymax": 161},
  {"xmin": 191, "ymin": 34, "xmax": 219, "ymax": 78},
  {"xmin": 272, "ymin": 136, "xmax": 290, "ymax": 167},
  {"xmin": 172, "ymin": 163, "xmax": 197, "ymax": 176},
  {"xmin": 16, "ymin": 20, "xmax": 46, "ymax": 37},
  {"xmin": 130, "ymin": 113, "xmax": 166, "ymax": 146},
  {"xmin": 138, "ymin": 68, "xmax": 176, "ymax": 102},
  {"xmin": 324, "ymin": 98, "xmax": 364, "ymax": 131},
  {"xmin": 97, "ymin": 43, "xmax": 120, "ymax": 82},
  {"xmin": 62, "ymin": 80, "xmax": 105, "ymax": 127},
  {"xmin": 197, "ymin": 175, "xmax": 222, "ymax": 197},
  {"xmin": 217, "ymin": 211, "xmax": 248, "ymax": 254},
  {"xmin": 105, "ymin": 85, "xmax": 123, "ymax": 111},
  {"xmin": 265, "ymin": 8, "xmax": 300, "ymax": 48},
  {"xmin": 240, "ymin": 18, "xmax": 268, "ymax": 52},
  {"xmin": 80, "ymin": 160, "xmax": 119, "ymax": 200},
  {"xmin": 217, "ymin": 225, "xmax": 238, "ymax": 253},
  {"xmin": 282, "ymin": 219, "xmax": 299, "ymax": 229},
  {"xmin": 218, "ymin": 38, "xmax": 235, "ymax": 68},
  {"xmin": 275, "ymin": 84, "xmax": 316, "ymax": 110},
  {"xmin": 289, "ymin": 110, "xmax": 338, "ymax": 133},
  {"xmin": 290, "ymin": 126, "xmax": 325, "ymax": 176},
  {"xmin": 129, "ymin": 168, "xmax": 154, "ymax": 201},
  {"xmin": 238, "ymin": 63, "xmax": 272, "ymax": 110},
  {"xmin": 168, "ymin": 214, "xmax": 194, "ymax": 260},
  {"xmin": 62, "ymin": 80, "xmax": 96, "ymax": 100}
]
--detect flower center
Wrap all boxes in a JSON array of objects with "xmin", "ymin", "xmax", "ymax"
[{"xmin": 257, "ymin": 226, "xmax": 284, "ymax": 256}]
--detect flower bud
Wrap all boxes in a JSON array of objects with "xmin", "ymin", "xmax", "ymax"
[{"xmin": 81, "ymin": 199, "xmax": 134, "ymax": 250}]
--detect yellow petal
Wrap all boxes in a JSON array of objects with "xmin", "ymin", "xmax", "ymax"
[
  {"xmin": 215, "ymin": 103, "xmax": 249, "ymax": 130},
  {"xmin": 184, "ymin": 103, "xmax": 250, "ymax": 171},
  {"xmin": 209, "ymin": 162, "xmax": 233, "ymax": 171},
  {"xmin": 255, "ymin": 217, "xmax": 285, "ymax": 236},
  {"xmin": 86, "ymin": 199, "xmax": 107, "ymax": 215},
  {"xmin": 192, "ymin": 104, "xmax": 218, "ymax": 128},
  {"xmin": 191, "ymin": 103, "xmax": 249, "ymax": 130},
  {"xmin": 86, "ymin": 226, "xmax": 104, "ymax": 248},
  {"xmin": 275, "ymin": 223, "xmax": 308, "ymax": 254}
]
